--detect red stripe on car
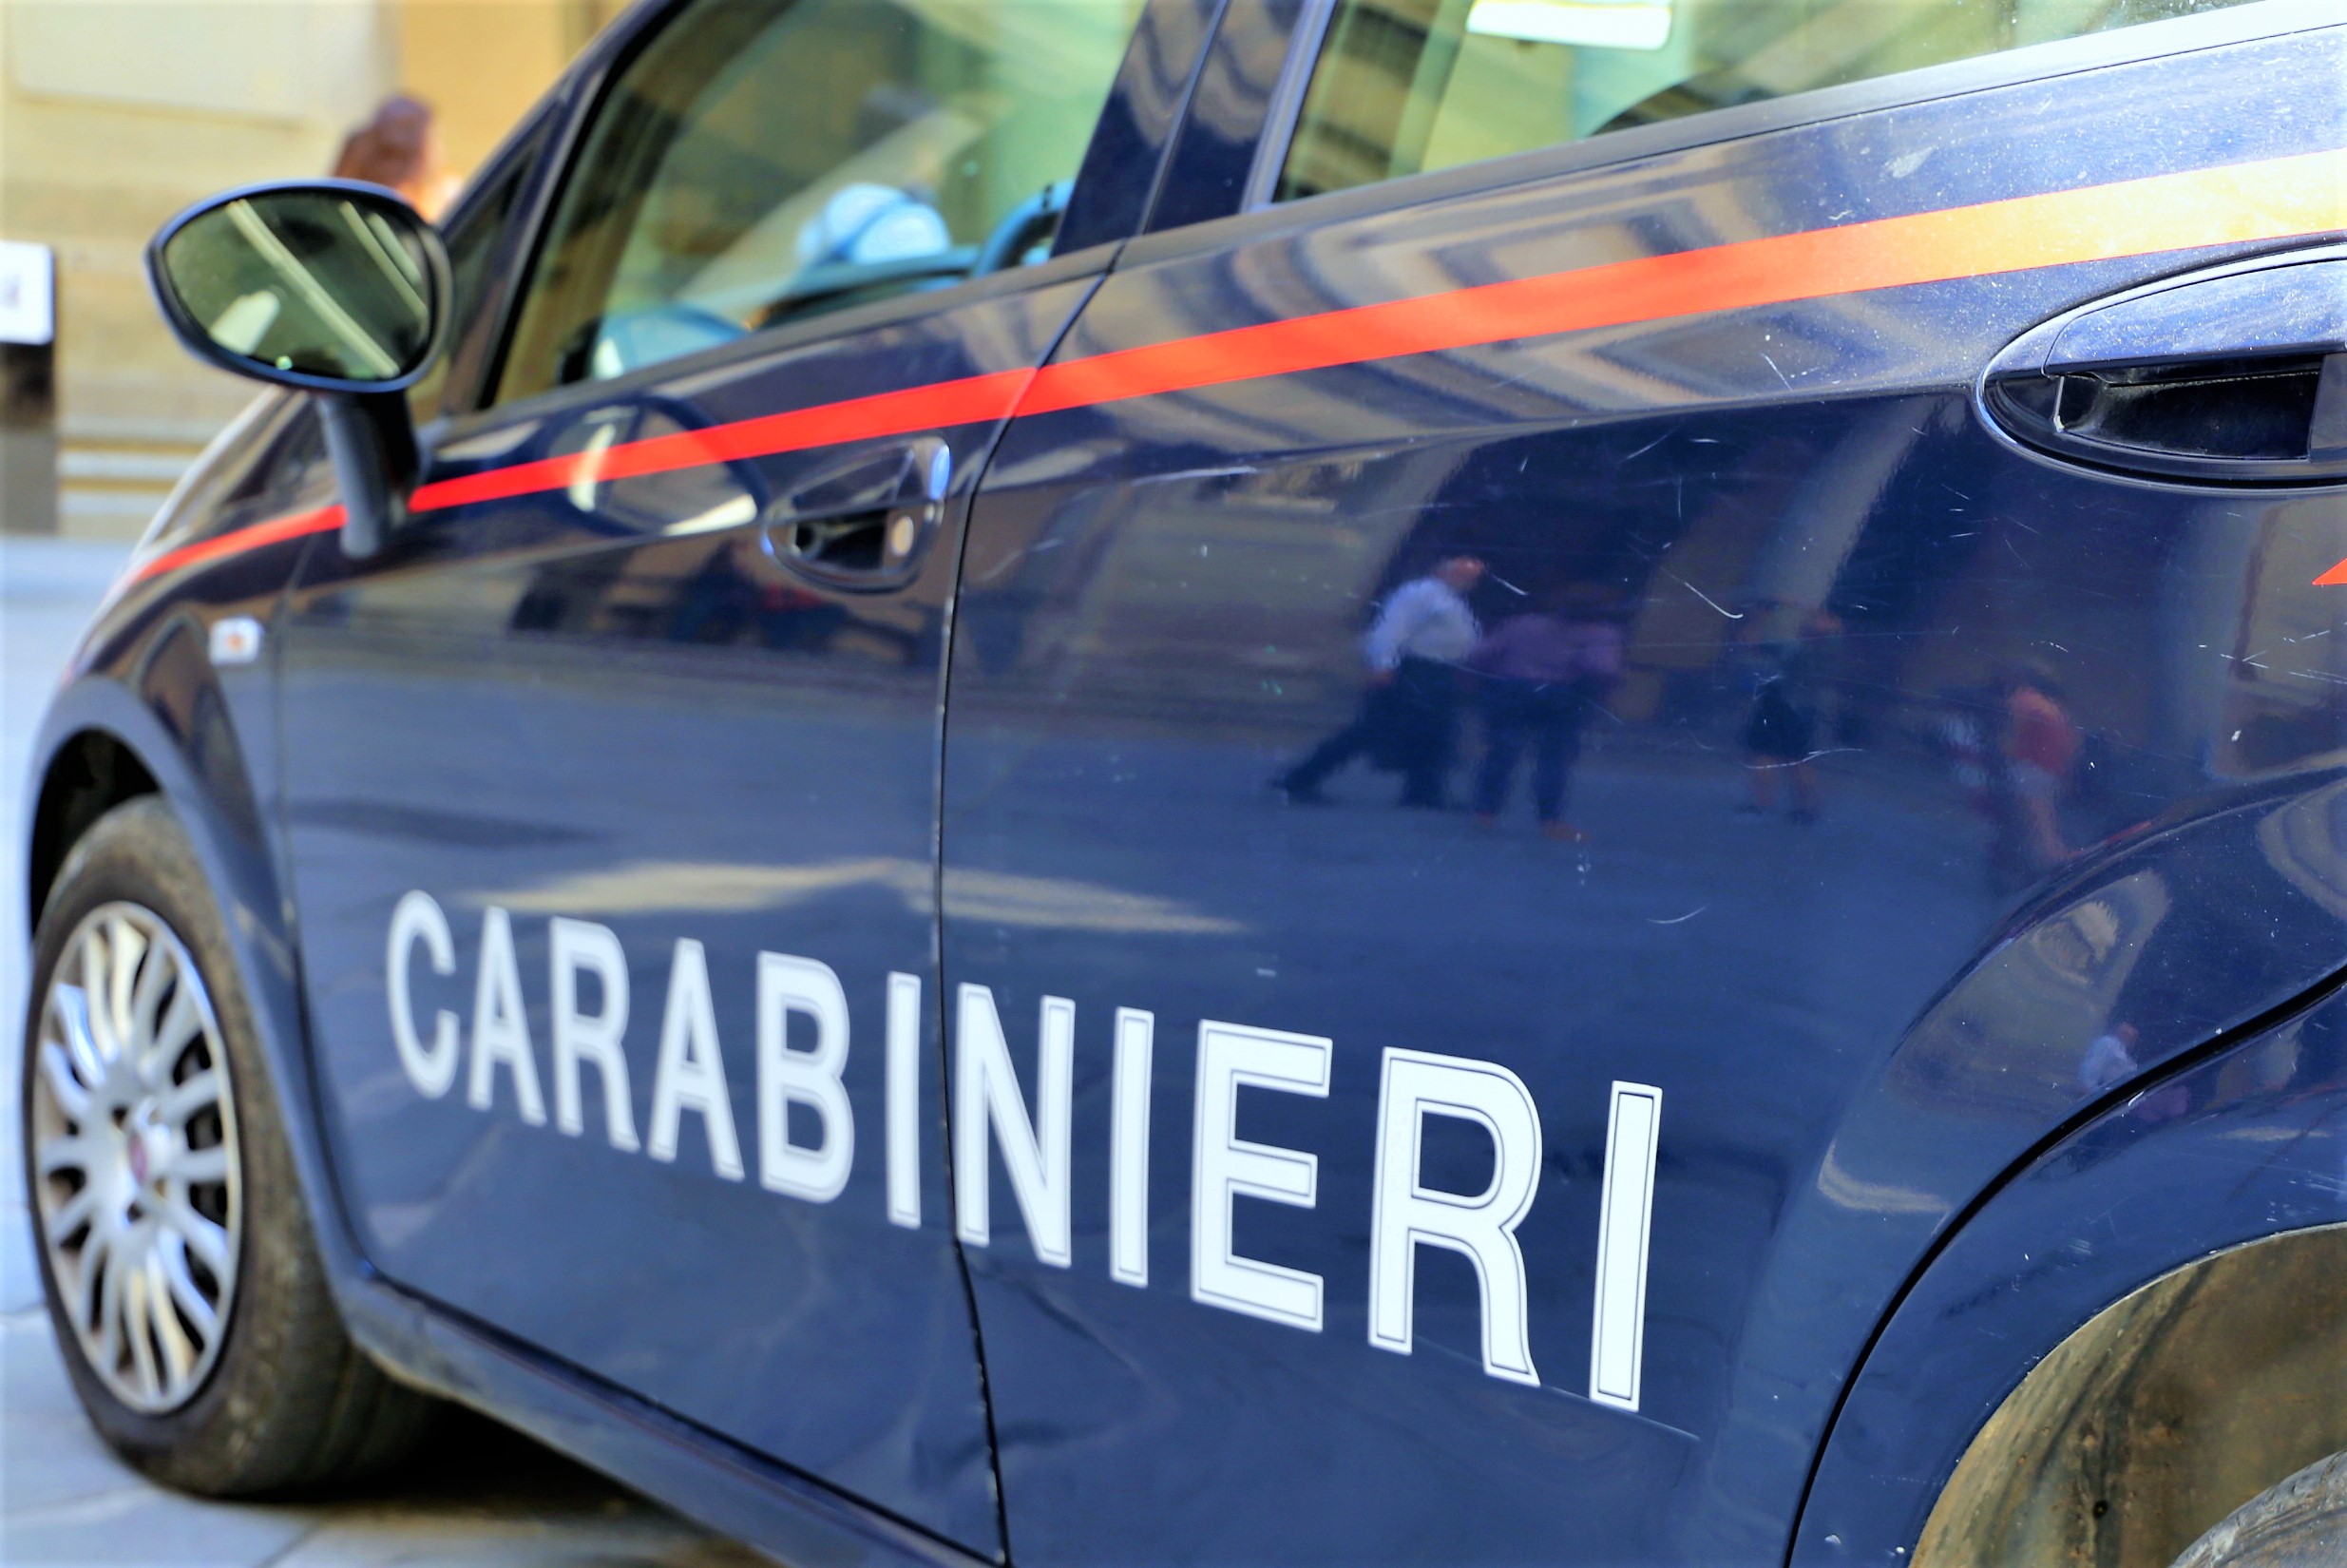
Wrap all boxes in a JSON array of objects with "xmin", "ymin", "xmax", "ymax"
[{"xmin": 133, "ymin": 147, "xmax": 2347, "ymax": 588}]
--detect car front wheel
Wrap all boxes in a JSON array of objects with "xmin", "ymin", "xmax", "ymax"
[
  {"xmin": 22, "ymin": 795, "xmax": 433, "ymax": 1494},
  {"xmin": 2172, "ymin": 1450, "xmax": 2347, "ymax": 1568}
]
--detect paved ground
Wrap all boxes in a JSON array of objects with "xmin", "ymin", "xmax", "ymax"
[{"xmin": 0, "ymin": 538, "xmax": 763, "ymax": 1567}]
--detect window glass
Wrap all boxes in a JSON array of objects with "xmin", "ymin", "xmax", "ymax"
[
  {"xmin": 219, "ymin": 400, "xmax": 329, "ymax": 512},
  {"xmin": 410, "ymin": 127, "xmax": 543, "ymax": 421},
  {"xmin": 138, "ymin": 392, "xmax": 334, "ymax": 557},
  {"xmin": 1276, "ymin": 0, "xmax": 2259, "ymax": 201},
  {"xmin": 499, "ymin": 0, "xmax": 1142, "ymax": 404},
  {"xmin": 137, "ymin": 393, "xmax": 290, "ymax": 553}
]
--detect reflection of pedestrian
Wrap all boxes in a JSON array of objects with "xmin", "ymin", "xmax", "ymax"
[
  {"xmin": 333, "ymin": 95, "xmax": 459, "ymax": 220},
  {"xmin": 2080, "ymin": 1023, "xmax": 2140, "ymax": 1091},
  {"xmin": 1276, "ymin": 556, "xmax": 1484, "ymax": 809},
  {"xmin": 1465, "ymin": 592, "xmax": 1622, "ymax": 841},
  {"xmin": 2065, "ymin": 1021, "xmax": 2185, "ymax": 1171},
  {"xmin": 1739, "ymin": 610, "xmax": 1840, "ymax": 824},
  {"xmin": 1994, "ymin": 661, "xmax": 2080, "ymax": 879}
]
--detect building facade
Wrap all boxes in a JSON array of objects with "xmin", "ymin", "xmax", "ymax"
[{"xmin": 0, "ymin": 0, "xmax": 624, "ymax": 536}]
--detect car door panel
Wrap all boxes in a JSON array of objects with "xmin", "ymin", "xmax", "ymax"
[
  {"xmin": 941, "ymin": 14, "xmax": 2347, "ymax": 1566},
  {"xmin": 266, "ymin": 0, "xmax": 1233, "ymax": 1526},
  {"xmin": 281, "ymin": 272, "xmax": 1116, "ymax": 1548}
]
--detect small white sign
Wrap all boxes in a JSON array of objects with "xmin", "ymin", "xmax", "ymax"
[
  {"xmin": 0, "ymin": 241, "xmax": 56, "ymax": 347},
  {"xmin": 1466, "ymin": 0, "xmax": 1673, "ymax": 50}
]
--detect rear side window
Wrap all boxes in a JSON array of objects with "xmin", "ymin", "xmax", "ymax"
[
  {"xmin": 1275, "ymin": 0, "xmax": 2261, "ymax": 201},
  {"xmin": 497, "ymin": 0, "xmax": 1143, "ymax": 404}
]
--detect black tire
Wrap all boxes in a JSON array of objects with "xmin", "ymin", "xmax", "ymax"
[
  {"xmin": 2172, "ymin": 1451, "xmax": 2347, "ymax": 1568},
  {"xmin": 21, "ymin": 795, "xmax": 436, "ymax": 1495}
]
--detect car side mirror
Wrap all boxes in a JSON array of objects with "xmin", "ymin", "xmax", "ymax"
[{"xmin": 146, "ymin": 181, "xmax": 451, "ymax": 559}]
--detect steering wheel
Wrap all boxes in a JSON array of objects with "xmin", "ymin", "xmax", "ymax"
[{"xmin": 974, "ymin": 181, "xmax": 1075, "ymax": 277}]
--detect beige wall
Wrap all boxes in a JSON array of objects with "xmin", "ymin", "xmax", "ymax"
[
  {"xmin": 400, "ymin": 0, "xmax": 627, "ymax": 174},
  {"xmin": 0, "ymin": 0, "xmax": 623, "ymax": 536}
]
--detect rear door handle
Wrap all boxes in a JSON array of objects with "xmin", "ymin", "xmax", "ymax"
[
  {"xmin": 1980, "ymin": 246, "xmax": 2347, "ymax": 483},
  {"xmin": 766, "ymin": 435, "xmax": 953, "ymax": 589}
]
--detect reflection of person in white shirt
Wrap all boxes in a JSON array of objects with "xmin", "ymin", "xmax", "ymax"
[
  {"xmin": 1276, "ymin": 556, "xmax": 1484, "ymax": 808},
  {"xmin": 1364, "ymin": 571, "xmax": 1481, "ymax": 676}
]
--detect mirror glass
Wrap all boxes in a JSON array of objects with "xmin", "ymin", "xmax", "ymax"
[{"xmin": 158, "ymin": 188, "xmax": 436, "ymax": 385}]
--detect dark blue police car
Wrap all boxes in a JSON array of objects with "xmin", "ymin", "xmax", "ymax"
[{"xmin": 20, "ymin": 0, "xmax": 2347, "ymax": 1561}]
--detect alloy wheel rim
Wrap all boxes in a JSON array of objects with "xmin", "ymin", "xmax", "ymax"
[{"xmin": 29, "ymin": 902, "xmax": 241, "ymax": 1414}]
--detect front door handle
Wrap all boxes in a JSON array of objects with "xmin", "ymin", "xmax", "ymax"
[
  {"xmin": 767, "ymin": 435, "xmax": 952, "ymax": 589},
  {"xmin": 1980, "ymin": 247, "xmax": 2347, "ymax": 484}
]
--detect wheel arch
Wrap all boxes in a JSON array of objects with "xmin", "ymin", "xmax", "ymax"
[
  {"xmin": 21, "ymin": 675, "xmax": 381, "ymax": 1341},
  {"xmin": 28, "ymin": 612, "xmax": 270, "ymax": 935},
  {"xmin": 1794, "ymin": 970, "xmax": 2347, "ymax": 1567},
  {"xmin": 27, "ymin": 727, "xmax": 160, "ymax": 931},
  {"xmin": 1916, "ymin": 1221, "xmax": 2347, "ymax": 1568}
]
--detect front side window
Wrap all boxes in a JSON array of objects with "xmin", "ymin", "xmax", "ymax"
[
  {"xmin": 498, "ymin": 0, "xmax": 1142, "ymax": 404},
  {"xmin": 410, "ymin": 123, "xmax": 545, "ymax": 421},
  {"xmin": 1276, "ymin": 0, "xmax": 2261, "ymax": 201}
]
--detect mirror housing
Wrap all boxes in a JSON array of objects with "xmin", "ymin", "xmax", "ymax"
[{"xmin": 145, "ymin": 180, "xmax": 450, "ymax": 558}]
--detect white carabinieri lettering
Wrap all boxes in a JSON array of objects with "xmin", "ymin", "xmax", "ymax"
[
  {"xmin": 388, "ymin": 889, "xmax": 460, "ymax": 1098},
  {"xmin": 954, "ymin": 985, "xmax": 1075, "ymax": 1267},
  {"xmin": 1190, "ymin": 1020, "xmax": 1330, "ymax": 1331},
  {"xmin": 469, "ymin": 907, "xmax": 546, "ymax": 1125},
  {"xmin": 550, "ymin": 916, "xmax": 638, "ymax": 1151},
  {"xmin": 648, "ymin": 938, "xmax": 744, "ymax": 1180},
  {"xmin": 1367, "ymin": 1048, "xmax": 1543, "ymax": 1386},
  {"xmin": 380, "ymin": 895, "xmax": 1665, "ymax": 1405},
  {"xmin": 757, "ymin": 952, "xmax": 853, "ymax": 1202}
]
